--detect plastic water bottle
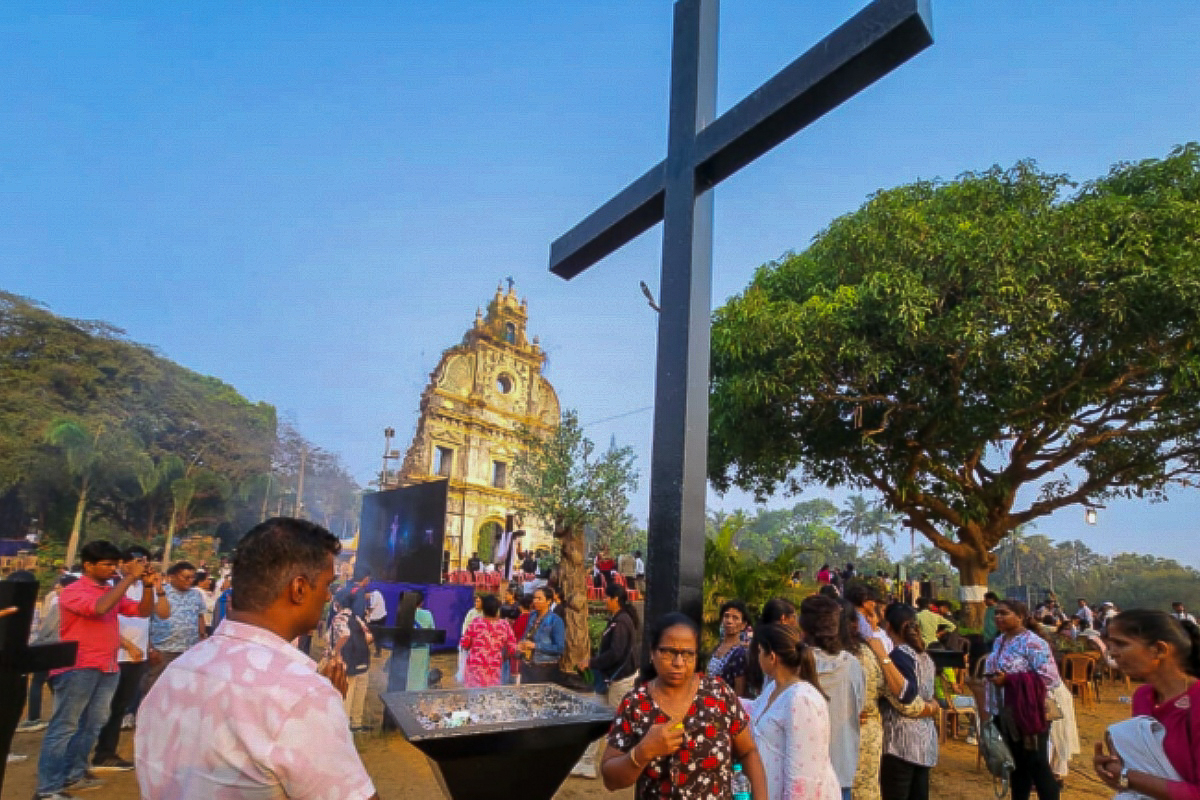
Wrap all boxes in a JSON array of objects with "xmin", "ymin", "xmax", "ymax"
[{"xmin": 731, "ymin": 763, "xmax": 751, "ymax": 800}]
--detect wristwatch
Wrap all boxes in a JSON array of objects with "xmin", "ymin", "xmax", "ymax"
[{"xmin": 1118, "ymin": 767, "xmax": 1130, "ymax": 790}]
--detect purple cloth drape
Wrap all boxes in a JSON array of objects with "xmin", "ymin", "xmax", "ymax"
[{"xmin": 367, "ymin": 581, "xmax": 475, "ymax": 652}]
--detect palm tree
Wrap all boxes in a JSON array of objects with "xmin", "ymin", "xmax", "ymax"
[
  {"xmin": 838, "ymin": 494, "xmax": 902, "ymax": 552},
  {"xmin": 837, "ymin": 494, "xmax": 874, "ymax": 547},
  {"xmin": 705, "ymin": 508, "xmax": 731, "ymax": 538},
  {"xmin": 866, "ymin": 506, "xmax": 901, "ymax": 549},
  {"xmin": 703, "ymin": 512, "xmax": 801, "ymax": 646},
  {"xmin": 47, "ymin": 419, "xmax": 104, "ymax": 567},
  {"xmin": 161, "ymin": 466, "xmax": 230, "ymax": 569},
  {"xmin": 47, "ymin": 418, "xmax": 143, "ymax": 565}
]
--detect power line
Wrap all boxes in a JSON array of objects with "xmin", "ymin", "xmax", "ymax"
[{"xmin": 582, "ymin": 406, "xmax": 653, "ymax": 427}]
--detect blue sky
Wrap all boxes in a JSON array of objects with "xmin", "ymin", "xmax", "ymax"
[{"xmin": 2, "ymin": 2, "xmax": 1198, "ymax": 567}]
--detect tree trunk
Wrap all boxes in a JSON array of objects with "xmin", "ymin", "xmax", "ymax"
[
  {"xmin": 64, "ymin": 479, "xmax": 89, "ymax": 567},
  {"xmin": 161, "ymin": 503, "xmax": 179, "ymax": 570},
  {"xmin": 949, "ymin": 546, "xmax": 993, "ymax": 628},
  {"xmin": 557, "ymin": 522, "xmax": 591, "ymax": 673},
  {"xmin": 259, "ymin": 474, "xmax": 271, "ymax": 522},
  {"xmin": 145, "ymin": 499, "xmax": 157, "ymax": 543}
]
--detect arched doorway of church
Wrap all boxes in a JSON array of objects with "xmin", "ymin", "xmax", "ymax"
[{"xmin": 476, "ymin": 518, "xmax": 503, "ymax": 564}]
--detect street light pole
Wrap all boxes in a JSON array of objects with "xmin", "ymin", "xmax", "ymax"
[{"xmin": 381, "ymin": 427, "xmax": 395, "ymax": 488}]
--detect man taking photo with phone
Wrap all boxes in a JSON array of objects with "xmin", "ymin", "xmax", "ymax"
[{"xmin": 33, "ymin": 541, "xmax": 161, "ymax": 800}]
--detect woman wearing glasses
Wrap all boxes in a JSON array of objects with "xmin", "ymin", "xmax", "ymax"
[{"xmin": 602, "ymin": 612, "xmax": 767, "ymax": 799}]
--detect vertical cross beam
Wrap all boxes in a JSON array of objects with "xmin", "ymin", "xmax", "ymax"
[
  {"xmin": 646, "ymin": 0, "xmax": 718, "ymax": 628},
  {"xmin": 550, "ymin": 1, "xmax": 933, "ymax": 635}
]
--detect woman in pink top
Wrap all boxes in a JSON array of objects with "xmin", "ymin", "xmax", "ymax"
[
  {"xmin": 1094, "ymin": 610, "xmax": 1200, "ymax": 799},
  {"xmin": 460, "ymin": 594, "xmax": 517, "ymax": 688}
]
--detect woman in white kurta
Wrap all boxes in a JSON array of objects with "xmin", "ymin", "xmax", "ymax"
[
  {"xmin": 1048, "ymin": 682, "xmax": 1080, "ymax": 779},
  {"xmin": 750, "ymin": 622, "xmax": 841, "ymax": 800}
]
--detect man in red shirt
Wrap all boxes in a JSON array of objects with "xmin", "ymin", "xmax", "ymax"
[{"xmin": 33, "ymin": 540, "xmax": 160, "ymax": 799}]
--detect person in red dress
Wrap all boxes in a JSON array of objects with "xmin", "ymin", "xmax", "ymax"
[
  {"xmin": 460, "ymin": 594, "xmax": 517, "ymax": 688},
  {"xmin": 1094, "ymin": 610, "xmax": 1200, "ymax": 799}
]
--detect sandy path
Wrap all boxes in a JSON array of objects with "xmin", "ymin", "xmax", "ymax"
[{"xmin": 3, "ymin": 652, "xmax": 1126, "ymax": 799}]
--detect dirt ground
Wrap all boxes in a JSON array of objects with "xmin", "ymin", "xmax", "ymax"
[{"xmin": 4, "ymin": 651, "xmax": 1127, "ymax": 799}]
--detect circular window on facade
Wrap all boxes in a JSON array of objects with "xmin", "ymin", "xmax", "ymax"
[{"xmin": 496, "ymin": 374, "xmax": 513, "ymax": 394}]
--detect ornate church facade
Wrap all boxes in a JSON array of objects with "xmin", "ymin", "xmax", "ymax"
[{"xmin": 393, "ymin": 284, "xmax": 559, "ymax": 570}]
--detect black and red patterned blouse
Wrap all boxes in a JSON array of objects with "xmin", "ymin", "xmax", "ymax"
[{"xmin": 607, "ymin": 673, "xmax": 750, "ymax": 799}]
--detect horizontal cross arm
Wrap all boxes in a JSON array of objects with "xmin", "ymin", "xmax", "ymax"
[
  {"xmin": 373, "ymin": 626, "xmax": 447, "ymax": 646},
  {"xmin": 695, "ymin": 0, "xmax": 933, "ymax": 190},
  {"xmin": 0, "ymin": 641, "xmax": 78, "ymax": 674},
  {"xmin": 549, "ymin": 161, "xmax": 666, "ymax": 280},
  {"xmin": 406, "ymin": 629, "xmax": 446, "ymax": 646}
]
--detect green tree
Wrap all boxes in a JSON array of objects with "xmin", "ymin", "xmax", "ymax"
[
  {"xmin": 511, "ymin": 409, "xmax": 637, "ymax": 671},
  {"xmin": 1, "ymin": 293, "xmax": 278, "ymax": 545},
  {"xmin": 46, "ymin": 418, "xmax": 145, "ymax": 565},
  {"xmin": 710, "ymin": 144, "xmax": 1200, "ymax": 624},
  {"xmin": 160, "ymin": 464, "xmax": 231, "ymax": 568},
  {"xmin": 782, "ymin": 499, "xmax": 854, "ymax": 575},
  {"xmin": 837, "ymin": 494, "xmax": 899, "ymax": 550},
  {"xmin": 589, "ymin": 439, "xmax": 640, "ymax": 555},
  {"xmin": 703, "ymin": 512, "xmax": 803, "ymax": 650}
]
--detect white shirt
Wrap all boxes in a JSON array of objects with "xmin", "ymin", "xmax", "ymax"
[
  {"xmin": 366, "ymin": 590, "xmax": 386, "ymax": 623},
  {"xmin": 750, "ymin": 680, "xmax": 841, "ymax": 800},
  {"xmin": 634, "ymin": 557, "xmax": 645, "ymax": 577},
  {"xmin": 117, "ymin": 582, "xmax": 149, "ymax": 664}
]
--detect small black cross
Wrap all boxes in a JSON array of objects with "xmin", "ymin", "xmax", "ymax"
[
  {"xmin": 549, "ymin": 0, "xmax": 933, "ymax": 630},
  {"xmin": 0, "ymin": 581, "xmax": 78, "ymax": 793},
  {"xmin": 379, "ymin": 590, "xmax": 446, "ymax": 694}
]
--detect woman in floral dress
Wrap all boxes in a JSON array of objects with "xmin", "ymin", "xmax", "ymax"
[
  {"xmin": 708, "ymin": 599, "xmax": 751, "ymax": 696},
  {"xmin": 455, "ymin": 594, "xmax": 483, "ymax": 684},
  {"xmin": 460, "ymin": 594, "xmax": 517, "ymax": 688},
  {"xmin": 983, "ymin": 599, "xmax": 1063, "ymax": 800},
  {"xmin": 603, "ymin": 612, "xmax": 768, "ymax": 799}
]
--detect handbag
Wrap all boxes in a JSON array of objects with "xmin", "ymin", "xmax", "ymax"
[
  {"xmin": 979, "ymin": 719, "xmax": 1016, "ymax": 797},
  {"xmin": 1044, "ymin": 691, "xmax": 1064, "ymax": 723}
]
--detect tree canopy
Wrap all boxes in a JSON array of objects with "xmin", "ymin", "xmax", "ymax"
[
  {"xmin": 703, "ymin": 502, "xmax": 1200, "ymax": 619},
  {"xmin": 0, "ymin": 292, "xmax": 359, "ymax": 554},
  {"xmin": 709, "ymin": 144, "xmax": 1200, "ymax": 601}
]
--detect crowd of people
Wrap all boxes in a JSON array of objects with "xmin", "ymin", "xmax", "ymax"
[
  {"xmin": 8, "ymin": 542, "xmax": 224, "ymax": 797},
  {"xmin": 594, "ymin": 578, "xmax": 1200, "ymax": 800},
  {"xmin": 5, "ymin": 522, "xmax": 1199, "ymax": 800},
  {"xmin": 6, "ymin": 523, "xmax": 380, "ymax": 799}
]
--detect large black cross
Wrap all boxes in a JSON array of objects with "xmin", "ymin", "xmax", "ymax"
[
  {"xmin": 549, "ymin": 0, "xmax": 933, "ymax": 628},
  {"xmin": 0, "ymin": 582, "xmax": 77, "ymax": 793}
]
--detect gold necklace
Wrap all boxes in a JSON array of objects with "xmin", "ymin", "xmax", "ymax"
[{"xmin": 651, "ymin": 675, "xmax": 697, "ymax": 722}]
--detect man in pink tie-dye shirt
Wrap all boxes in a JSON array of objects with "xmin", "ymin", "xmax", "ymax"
[{"xmin": 135, "ymin": 517, "xmax": 378, "ymax": 800}]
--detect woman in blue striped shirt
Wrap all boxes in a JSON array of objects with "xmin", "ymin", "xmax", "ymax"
[{"xmin": 878, "ymin": 603, "xmax": 938, "ymax": 800}]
